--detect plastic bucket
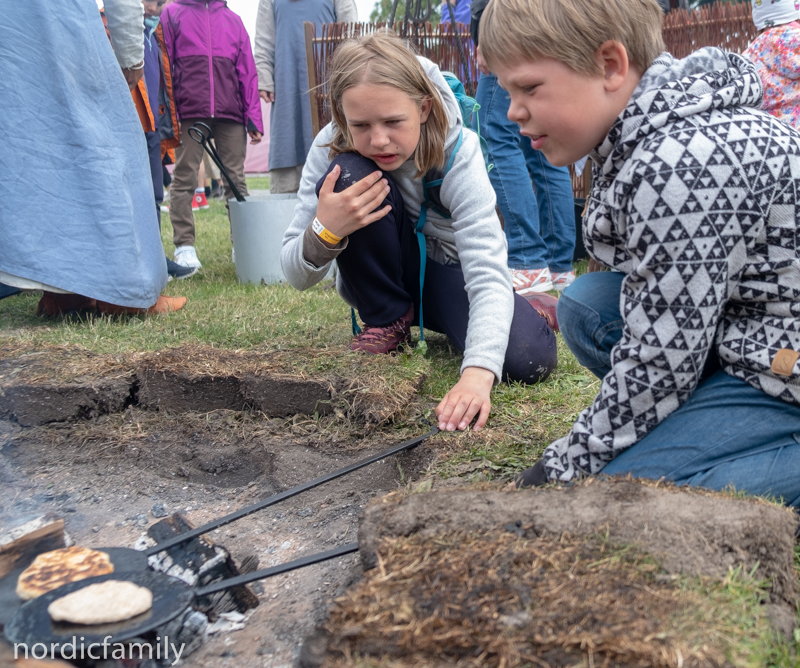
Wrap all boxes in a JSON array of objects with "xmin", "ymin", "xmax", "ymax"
[{"xmin": 229, "ymin": 194, "xmax": 297, "ymax": 284}]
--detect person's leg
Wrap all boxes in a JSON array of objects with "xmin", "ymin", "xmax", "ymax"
[
  {"xmin": 422, "ymin": 260, "xmax": 558, "ymax": 384},
  {"xmin": 521, "ymin": 143, "xmax": 575, "ymax": 274},
  {"xmin": 170, "ymin": 118, "xmax": 206, "ymax": 249},
  {"xmin": 316, "ymin": 152, "xmax": 411, "ymax": 327},
  {"xmin": 145, "ymin": 130, "xmax": 164, "ymax": 228},
  {"xmin": 210, "ymin": 120, "xmax": 249, "ymax": 212},
  {"xmin": 556, "ymin": 271, "xmax": 625, "ymax": 379},
  {"xmin": 475, "ymin": 73, "xmax": 548, "ymax": 272},
  {"xmin": 270, "ymin": 165, "xmax": 303, "ymax": 194},
  {"xmin": 602, "ymin": 370, "xmax": 800, "ymax": 507}
]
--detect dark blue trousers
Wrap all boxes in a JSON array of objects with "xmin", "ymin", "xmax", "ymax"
[{"xmin": 317, "ymin": 152, "xmax": 557, "ymax": 384}]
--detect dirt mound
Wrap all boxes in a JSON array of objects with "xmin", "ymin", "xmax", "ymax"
[
  {"xmin": 317, "ymin": 531, "xmax": 764, "ymax": 668},
  {"xmin": 0, "ymin": 344, "xmax": 425, "ymax": 427},
  {"xmin": 358, "ymin": 479, "xmax": 798, "ymax": 602}
]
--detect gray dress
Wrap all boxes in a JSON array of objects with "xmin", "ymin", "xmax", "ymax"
[{"xmin": 254, "ymin": 0, "xmax": 357, "ymax": 173}]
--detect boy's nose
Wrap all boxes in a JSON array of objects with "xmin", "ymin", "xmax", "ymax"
[{"xmin": 506, "ymin": 97, "xmax": 528, "ymax": 125}]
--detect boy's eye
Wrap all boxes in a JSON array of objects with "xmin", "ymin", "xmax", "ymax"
[{"xmin": 522, "ymin": 85, "xmax": 538, "ymax": 95}]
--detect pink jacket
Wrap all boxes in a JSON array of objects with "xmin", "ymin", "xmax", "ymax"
[{"xmin": 161, "ymin": 0, "xmax": 263, "ymax": 133}]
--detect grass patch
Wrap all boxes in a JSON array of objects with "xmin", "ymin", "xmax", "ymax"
[
  {"xmin": 324, "ymin": 530, "xmax": 797, "ymax": 668},
  {"xmin": 246, "ymin": 175, "xmax": 270, "ymax": 191}
]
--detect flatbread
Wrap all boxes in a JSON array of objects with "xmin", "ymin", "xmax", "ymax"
[
  {"xmin": 48, "ymin": 580, "xmax": 153, "ymax": 625},
  {"xmin": 16, "ymin": 546, "xmax": 114, "ymax": 600}
]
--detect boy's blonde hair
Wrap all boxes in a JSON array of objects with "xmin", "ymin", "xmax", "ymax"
[
  {"xmin": 326, "ymin": 31, "xmax": 449, "ymax": 177},
  {"xmin": 480, "ymin": 0, "xmax": 665, "ymax": 77}
]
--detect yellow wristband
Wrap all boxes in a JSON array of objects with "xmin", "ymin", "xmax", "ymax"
[{"xmin": 312, "ymin": 217, "xmax": 343, "ymax": 245}]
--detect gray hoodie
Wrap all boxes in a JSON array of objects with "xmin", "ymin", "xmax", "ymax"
[{"xmin": 280, "ymin": 57, "xmax": 513, "ymax": 381}]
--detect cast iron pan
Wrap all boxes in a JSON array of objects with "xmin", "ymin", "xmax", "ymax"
[
  {"xmin": 0, "ymin": 548, "xmax": 147, "ymax": 630},
  {"xmin": 5, "ymin": 542, "xmax": 358, "ymax": 649},
  {"xmin": 1, "ymin": 427, "xmax": 435, "ymax": 635}
]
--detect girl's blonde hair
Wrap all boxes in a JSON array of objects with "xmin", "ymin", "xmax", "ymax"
[{"xmin": 326, "ymin": 31, "xmax": 449, "ymax": 177}]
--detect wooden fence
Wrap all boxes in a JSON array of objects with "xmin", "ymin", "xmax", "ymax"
[
  {"xmin": 304, "ymin": 21, "xmax": 476, "ymax": 135},
  {"xmin": 663, "ymin": 0, "xmax": 757, "ymax": 58}
]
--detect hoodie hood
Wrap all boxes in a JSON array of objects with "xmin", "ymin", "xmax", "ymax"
[
  {"xmin": 417, "ymin": 55, "xmax": 464, "ymax": 151},
  {"xmin": 592, "ymin": 47, "xmax": 763, "ymax": 181}
]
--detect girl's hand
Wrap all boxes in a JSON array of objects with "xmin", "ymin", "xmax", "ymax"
[
  {"xmin": 316, "ymin": 165, "xmax": 392, "ymax": 239},
  {"xmin": 436, "ymin": 367, "xmax": 495, "ymax": 432},
  {"xmin": 249, "ymin": 131, "xmax": 263, "ymax": 145}
]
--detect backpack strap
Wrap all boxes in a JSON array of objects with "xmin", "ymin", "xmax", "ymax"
[{"xmin": 416, "ymin": 129, "xmax": 464, "ymax": 342}]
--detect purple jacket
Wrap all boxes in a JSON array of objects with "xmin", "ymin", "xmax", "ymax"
[{"xmin": 161, "ymin": 0, "xmax": 263, "ymax": 133}]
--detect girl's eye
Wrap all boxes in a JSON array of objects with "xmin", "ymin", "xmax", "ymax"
[{"xmin": 523, "ymin": 85, "xmax": 538, "ymax": 95}]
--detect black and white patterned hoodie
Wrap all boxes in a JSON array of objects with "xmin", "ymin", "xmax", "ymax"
[{"xmin": 543, "ymin": 48, "xmax": 800, "ymax": 482}]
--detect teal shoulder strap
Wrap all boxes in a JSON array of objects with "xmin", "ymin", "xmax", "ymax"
[{"xmin": 416, "ymin": 129, "xmax": 464, "ymax": 342}]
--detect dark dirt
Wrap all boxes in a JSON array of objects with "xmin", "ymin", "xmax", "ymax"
[
  {"xmin": 0, "ymin": 411, "xmax": 439, "ymax": 668},
  {"xmin": 357, "ymin": 479, "xmax": 799, "ymax": 602}
]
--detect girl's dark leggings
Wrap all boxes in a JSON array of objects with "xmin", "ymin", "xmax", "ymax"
[{"xmin": 316, "ymin": 152, "xmax": 558, "ymax": 385}]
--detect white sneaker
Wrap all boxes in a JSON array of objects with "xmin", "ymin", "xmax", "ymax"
[
  {"xmin": 551, "ymin": 270, "xmax": 576, "ymax": 292},
  {"xmin": 509, "ymin": 267, "xmax": 553, "ymax": 295},
  {"xmin": 174, "ymin": 245, "xmax": 202, "ymax": 269}
]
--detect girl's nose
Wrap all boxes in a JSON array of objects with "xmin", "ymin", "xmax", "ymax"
[{"xmin": 371, "ymin": 129, "xmax": 390, "ymax": 149}]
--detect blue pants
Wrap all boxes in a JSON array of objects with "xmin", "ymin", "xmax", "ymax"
[
  {"xmin": 475, "ymin": 73, "xmax": 575, "ymax": 272},
  {"xmin": 557, "ymin": 271, "xmax": 800, "ymax": 507},
  {"xmin": 317, "ymin": 152, "xmax": 558, "ymax": 385}
]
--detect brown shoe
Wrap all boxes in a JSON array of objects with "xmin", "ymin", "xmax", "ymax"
[
  {"xmin": 522, "ymin": 292, "xmax": 559, "ymax": 332},
  {"xmin": 350, "ymin": 306, "xmax": 413, "ymax": 354},
  {"xmin": 96, "ymin": 295, "xmax": 187, "ymax": 315},
  {"xmin": 37, "ymin": 292, "xmax": 97, "ymax": 317}
]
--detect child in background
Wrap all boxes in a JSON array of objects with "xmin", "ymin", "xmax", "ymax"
[
  {"xmin": 743, "ymin": 0, "xmax": 800, "ymax": 129},
  {"xmin": 160, "ymin": 0, "xmax": 263, "ymax": 271},
  {"xmin": 281, "ymin": 32, "xmax": 558, "ymax": 434},
  {"xmin": 479, "ymin": 0, "xmax": 800, "ymax": 506}
]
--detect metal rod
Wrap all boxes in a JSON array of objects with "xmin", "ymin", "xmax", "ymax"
[
  {"xmin": 145, "ymin": 425, "xmax": 438, "ymax": 556},
  {"xmin": 188, "ymin": 123, "xmax": 246, "ymax": 202},
  {"xmin": 195, "ymin": 542, "xmax": 360, "ymax": 596}
]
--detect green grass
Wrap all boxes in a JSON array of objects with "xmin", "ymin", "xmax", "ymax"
[{"xmin": 246, "ymin": 176, "xmax": 270, "ymax": 191}]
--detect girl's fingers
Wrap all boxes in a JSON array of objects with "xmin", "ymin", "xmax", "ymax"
[
  {"xmin": 472, "ymin": 401, "xmax": 491, "ymax": 432},
  {"xmin": 362, "ymin": 205, "xmax": 392, "ymax": 227},
  {"xmin": 354, "ymin": 178, "xmax": 389, "ymax": 212},
  {"xmin": 348, "ymin": 170, "xmax": 384, "ymax": 197},
  {"xmin": 319, "ymin": 165, "xmax": 341, "ymax": 196},
  {"xmin": 457, "ymin": 398, "xmax": 484, "ymax": 431}
]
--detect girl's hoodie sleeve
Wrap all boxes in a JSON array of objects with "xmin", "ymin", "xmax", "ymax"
[
  {"xmin": 232, "ymin": 17, "xmax": 264, "ymax": 134},
  {"xmin": 439, "ymin": 130, "xmax": 514, "ymax": 382},
  {"xmin": 280, "ymin": 126, "xmax": 342, "ymax": 290}
]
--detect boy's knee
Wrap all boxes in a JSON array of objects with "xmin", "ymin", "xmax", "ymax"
[{"xmin": 315, "ymin": 153, "xmax": 381, "ymax": 196}]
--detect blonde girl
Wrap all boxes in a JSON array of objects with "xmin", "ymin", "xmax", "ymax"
[{"xmin": 280, "ymin": 31, "xmax": 557, "ymax": 432}]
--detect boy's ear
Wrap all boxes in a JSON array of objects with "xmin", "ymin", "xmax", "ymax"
[
  {"xmin": 594, "ymin": 40, "xmax": 631, "ymax": 93},
  {"xmin": 419, "ymin": 96, "xmax": 433, "ymax": 124}
]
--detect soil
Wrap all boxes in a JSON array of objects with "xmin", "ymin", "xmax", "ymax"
[
  {"xmin": 357, "ymin": 479, "xmax": 799, "ymax": 602},
  {"xmin": 0, "ymin": 411, "xmax": 438, "ymax": 668}
]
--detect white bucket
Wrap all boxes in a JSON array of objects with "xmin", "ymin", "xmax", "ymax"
[{"xmin": 229, "ymin": 194, "xmax": 297, "ymax": 285}]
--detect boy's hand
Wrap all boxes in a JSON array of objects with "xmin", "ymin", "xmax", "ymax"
[
  {"xmin": 122, "ymin": 63, "xmax": 144, "ymax": 90},
  {"xmin": 259, "ymin": 90, "xmax": 275, "ymax": 103},
  {"xmin": 436, "ymin": 366, "xmax": 494, "ymax": 432},
  {"xmin": 249, "ymin": 130, "xmax": 263, "ymax": 145},
  {"xmin": 315, "ymin": 165, "xmax": 391, "ymax": 239}
]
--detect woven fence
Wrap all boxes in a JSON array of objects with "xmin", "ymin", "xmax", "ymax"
[
  {"xmin": 305, "ymin": 21, "xmax": 476, "ymax": 134},
  {"xmin": 663, "ymin": 0, "xmax": 757, "ymax": 58}
]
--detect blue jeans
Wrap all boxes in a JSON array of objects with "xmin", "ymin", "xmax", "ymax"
[
  {"xmin": 475, "ymin": 73, "xmax": 575, "ymax": 272},
  {"xmin": 557, "ymin": 271, "xmax": 800, "ymax": 507}
]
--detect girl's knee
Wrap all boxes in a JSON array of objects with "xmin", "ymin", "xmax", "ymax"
[
  {"xmin": 315, "ymin": 153, "xmax": 382, "ymax": 196},
  {"xmin": 503, "ymin": 323, "xmax": 558, "ymax": 385}
]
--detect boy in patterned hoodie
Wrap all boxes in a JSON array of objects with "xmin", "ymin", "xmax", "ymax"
[{"xmin": 480, "ymin": 0, "xmax": 800, "ymax": 506}]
